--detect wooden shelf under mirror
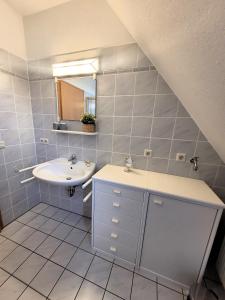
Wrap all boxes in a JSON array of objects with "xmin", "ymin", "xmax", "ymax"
[{"xmin": 51, "ymin": 129, "xmax": 98, "ymax": 136}]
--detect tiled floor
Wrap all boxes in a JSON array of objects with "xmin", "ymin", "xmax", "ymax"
[{"xmin": 0, "ymin": 202, "xmax": 220, "ymax": 300}]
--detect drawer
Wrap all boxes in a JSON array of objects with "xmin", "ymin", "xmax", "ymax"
[
  {"xmin": 95, "ymin": 181, "xmax": 144, "ymax": 202},
  {"xmin": 94, "ymin": 207, "xmax": 140, "ymax": 235},
  {"xmin": 94, "ymin": 235, "xmax": 136, "ymax": 263},
  {"xmin": 94, "ymin": 221, "xmax": 139, "ymax": 249},
  {"xmin": 95, "ymin": 191, "xmax": 143, "ymax": 218}
]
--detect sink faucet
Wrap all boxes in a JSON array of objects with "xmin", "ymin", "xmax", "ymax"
[
  {"xmin": 68, "ymin": 154, "xmax": 77, "ymax": 165},
  {"xmin": 124, "ymin": 157, "xmax": 133, "ymax": 172}
]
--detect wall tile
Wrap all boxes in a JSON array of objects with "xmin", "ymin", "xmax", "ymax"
[
  {"xmin": 130, "ymin": 137, "xmax": 149, "ymax": 155},
  {"xmin": 196, "ymin": 142, "xmax": 222, "ymax": 164},
  {"xmin": 174, "ymin": 118, "xmax": 199, "ymax": 140},
  {"xmin": 135, "ymin": 71, "xmax": 157, "ymax": 94},
  {"xmin": 150, "ymin": 138, "xmax": 171, "ymax": 158},
  {"xmin": 97, "ymin": 134, "xmax": 113, "ymax": 151},
  {"xmin": 114, "ymin": 117, "xmax": 132, "ymax": 136},
  {"xmin": 154, "ymin": 94, "xmax": 178, "ymax": 117},
  {"xmin": 114, "ymin": 96, "xmax": 133, "ymax": 116},
  {"xmin": 115, "ymin": 44, "xmax": 137, "ymax": 70},
  {"xmin": 97, "ymin": 97, "xmax": 114, "ymax": 116},
  {"xmin": 133, "ymin": 95, "xmax": 155, "ymax": 116},
  {"xmin": 116, "ymin": 72, "xmax": 135, "ymax": 95},
  {"xmin": 97, "ymin": 117, "xmax": 113, "ymax": 134},
  {"xmin": 97, "ymin": 74, "xmax": 115, "ymax": 96},
  {"xmin": 132, "ymin": 117, "xmax": 152, "ymax": 137},
  {"xmin": 156, "ymin": 75, "xmax": 173, "ymax": 94},
  {"xmin": 113, "ymin": 135, "xmax": 130, "ymax": 153},
  {"xmin": 151, "ymin": 117, "xmax": 175, "ymax": 138}
]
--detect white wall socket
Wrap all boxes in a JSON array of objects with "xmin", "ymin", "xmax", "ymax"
[
  {"xmin": 0, "ymin": 141, "xmax": 5, "ymax": 149},
  {"xmin": 176, "ymin": 153, "xmax": 186, "ymax": 162},
  {"xmin": 144, "ymin": 149, "xmax": 152, "ymax": 157},
  {"xmin": 40, "ymin": 138, "xmax": 49, "ymax": 144}
]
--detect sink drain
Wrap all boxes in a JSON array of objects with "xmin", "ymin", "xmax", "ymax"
[{"xmin": 66, "ymin": 177, "xmax": 72, "ymax": 180}]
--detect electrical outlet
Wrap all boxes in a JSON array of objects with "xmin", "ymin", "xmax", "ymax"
[
  {"xmin": 176, "ymin": 153, "xmax": 186, "ymax": 162},
  {"xmin": 0, "ymin": 140, "xmax": 5, "ymax": 149},
  {"xmin": 40, "ymin": 138, "xmax": 49, "ymax": 144},
  {"xmin": 144, "ymin": 149, "xmax": 152, "ymax": 157}
]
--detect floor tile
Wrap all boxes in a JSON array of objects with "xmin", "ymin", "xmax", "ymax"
[
  {"xmin": 1, "ymin": 221, "xmax": 24, "ymax": 237},
  {"xmin": 30, "ymin": 261, "xmax": 63, "ymax": 297},
  {"xmin": 63, "ymin": 212, "xmax": 81, "ymax": 227},
  {"xmin": 18, "ymin": 287, "xmax": 46, "ymax": 300},
  {"xmin": 50, "ymin": 242, "xmax": 77, "ymax": 267},
  {"xmin": 158, "ymin": 284, "xmax": 183, "ymax": 300},
  {"xmin": 76, "ymin": 280, "xmax": 104, "ymax": 300},
  {"xmin": 0, "ymin": 235, "xmax": 6, "ymax": 244},
  {"xmin": 103, "ymin": 291, "xmax": 122, "ymax": 300},
  {"xmin": 27, "ymin": 215, "xmax": 48, "ymax": 229},
  {"xmin": 0, "ymin": 239, "xmax": 18, "ymax": 262},
  {"xmin": 10, "ymin": 225, "xmax": 35, "ymax": 244},
  {"xmin": 96, "ymin": 251, "xmax": 114, "ymax": 262},
  {"xmin": 65, "ymin": 228, "xmax": 86, "ymax": 246},
  {"xmin": 31, "ymin": 203, "xmax": 49, "ymax": 214},
  {"xmin": 14, "ymin": 253, "xmax": 47, "ymax": 284},
  {"xmin": 41, "ymin": 206, "xmax": 59, "ymax": 218},
  {"xmin": 67, "ymin": 249, "xmax": 94, "ymax": 277},
  {"xmin": 49, "ymin": 270, "xmax": 82, "ymax": 300},
  {"xmin": 0, "ymin": 246, "xmax": 31, "ymax": 273},
  {"xmin": 51, "ymin": 209, "xmax": 70, "ymax": 222},
  {"xmin": 86, "ymin": 256, "xmax": 112, "ymax": 288},
  {"xmin": 0, "ymin": 276, "xmax": 27, "ymax": 299},
  {"xmin": 39, "ymin": 219, "xmax": 60, "ymax": 234},
  {"xmin": 107, "ymin": 265, "xmax": 133, "ymax": 300},
  {"xmin": 51, "ymin": 223, "xmax": 72, "ymax": 240},
  {"xmin": 35, "ymin": 236, "xmax": 62, "ymax": 259},
  {"xmin": 76, "ymin": 217, "xmax": 91, "ymax": 232},
  {"xmin": 131, "ymin": 274, "xmax": 157, "ymax": 300},
  {"xmin": 0, "ymin": 268, "xmax": 10, "ymax": 285},
  {"xmin": 80, "ymin": 233, "xmax": 96, "ymax": 254},
  {"xmin": 17, "ymin": 211, "xmax": 38, "ymax": 224},
  {"xmin": 22, "ymin": 230, "xmax": 47, "ymax": 251},
  {"xmin": 114, "ymin": 258, "xmax": 134, "ymax": 271}
]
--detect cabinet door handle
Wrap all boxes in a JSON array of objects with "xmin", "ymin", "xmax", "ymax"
[
  {"xmin": 113, "ymin": 202, "xmax": 120, "ymax": 208},
  {"xmin": 153, "ymin": 199, "xmax": 163, "ymax": 205},
  {"xmin": 111, "ymin": 232, "xmax": 118, "ymax": 239},
  {"xmin": 112, "ymin": 218, "xmax": 119, "ymax": 224},
  {"xmin": 110, "ymin": 246, "xmax": 117, "ymax": 252},
  {"xmin": 113, "ymin": 189, "xmax": 121, "ymax": 195}
]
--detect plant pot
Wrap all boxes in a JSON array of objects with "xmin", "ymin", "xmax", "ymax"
[{"xmin": 82, "ymin": 124, "xmax": 96, "ymax": 132}]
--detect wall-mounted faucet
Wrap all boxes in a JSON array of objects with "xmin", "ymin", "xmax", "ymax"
[
  {"xmin": 124, "ymin": 157, "xmax": 133, "ymax": 172},
  {"xmin": 190, "ymin": 156, "xmax": 199, "ymax": 171},
  {"xmin": 68, "ymin": 154, "xmax": 77, "ymax": 165}
]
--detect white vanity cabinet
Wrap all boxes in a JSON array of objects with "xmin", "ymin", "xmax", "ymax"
[
  {"xmin": 92, "ymin": 180, "xmax": 147, "ymax": 264},
  {"xmin": 92, "ymin": 165, "xmax": 224, "ymax": 291},
  {"xmin": 140, "ymin": 194, "xmax": 217, "ymax": 287}
]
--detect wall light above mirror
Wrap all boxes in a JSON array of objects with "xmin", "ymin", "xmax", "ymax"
[{"xmin": 52, "ymin": 58, "xmax": 99, "ymax": 76}]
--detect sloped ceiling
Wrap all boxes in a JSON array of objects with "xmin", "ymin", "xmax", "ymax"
[{"xmin": 106, "ymin": 0, "xmax": 225, "ymax": 162}]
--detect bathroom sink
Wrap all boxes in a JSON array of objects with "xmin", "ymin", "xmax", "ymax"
[{"xmin": 33, "ymin": 158, "xmax": 96, "ymax": 186}]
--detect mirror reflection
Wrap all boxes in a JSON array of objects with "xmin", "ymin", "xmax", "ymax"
[{"xmin": 56, "ymin": 76, "xmax": 96, "ymax": 121}]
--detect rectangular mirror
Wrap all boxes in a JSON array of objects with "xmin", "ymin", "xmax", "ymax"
[{"xmin": 56, "ymin": 75, "xmax": 96, "ymax": 121}]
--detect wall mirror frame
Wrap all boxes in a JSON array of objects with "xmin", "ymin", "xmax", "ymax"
[{"xmin": 55, "ymin": 74, "xmax": 97, "ymax": 122}]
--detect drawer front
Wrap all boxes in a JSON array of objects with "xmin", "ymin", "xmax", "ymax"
[
  {"xmin": 94, "ymin": 221, "xmax": 138, "ymax": 249},
  {"xmin": 95, "ymin": 181, "xmax": 144, "ymax": 202},
  {"xmin": 95, "ymin": 191, "xmax": 142, "ymax": 218},
  {"xmin": 94, "ymin": 207, "xmax": 140, "ymax": 235},
  {"xmin": 94, "ymin": 235, "xmax": 136, "ymax": 263}
]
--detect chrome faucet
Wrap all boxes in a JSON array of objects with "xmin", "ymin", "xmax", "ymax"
[
  {"xmin": 190, "ymin": 156, "xmax": 199, "ymax": 171},
  {"xmin": 68, "ymin": 154, "xmax": 77, "ymax": 165},
  {"xmin": 124, "ymin": 157, "xmax": 133, "ymax": 172}
]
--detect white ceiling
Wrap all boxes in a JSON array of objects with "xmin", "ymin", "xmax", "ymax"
[
  {"xmin": 6, "ymin": 0, "xmax": 72, "ymax": 16},
  {"xmin": 107, "ymin": 0, "xmax": 225, "ymax": 163}
]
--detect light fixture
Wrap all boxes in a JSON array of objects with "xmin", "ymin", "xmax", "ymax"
[{"xmin": 52, "ymin": 58, "xmax": 99, "ymax": 76}]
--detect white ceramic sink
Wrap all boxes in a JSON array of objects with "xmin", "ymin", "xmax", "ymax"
[{"xmin": 33, "ymin": 158, "xmax": 96, "ymax": 186}]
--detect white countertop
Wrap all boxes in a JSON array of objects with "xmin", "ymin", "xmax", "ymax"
[{"xmin": 93, "ymin": 164, "xmax": 225, "ymax": 209}]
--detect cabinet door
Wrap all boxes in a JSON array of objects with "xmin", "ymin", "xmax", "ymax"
[{"xmin": 140, "ymin": 195, "xmax": 217, "ymax": 286}]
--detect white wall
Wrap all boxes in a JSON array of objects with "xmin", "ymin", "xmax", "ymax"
[
  {"xmin": 0, "ymin": 0, "xmax": 26, "ymax": 58},
  {"xmin": 24, "ymin": 0, "xmax": 134, "ymax": 60},
  {"xmin": 107, "ymin": 0, "xmax": 225, "ymax": 163}
]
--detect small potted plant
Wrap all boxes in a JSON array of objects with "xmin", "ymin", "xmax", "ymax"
[{"xmin": 80, "ymin": 113, "xmax": 96, "ymax": 132}]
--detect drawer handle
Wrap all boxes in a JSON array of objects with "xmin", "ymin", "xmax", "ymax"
[
  {"xmin": 153, "ymin": 199, "xmax": 163, "ymax": 206},
  {"xmin": 113, "ymin": 189, "xmax": 121, "ymax": 195},
  {"xmin": 110, "ymin": 233, "xmax": 118, "ymax": 239},
  {"xmin": 113, "ymin": 202, "xmax": 120, "ymax": 208},
  {"xmin": 110, "ymin": 246, "xmax": 117, "ymax": 252},
  {"xmin": 112, "ymin": 218, "xmax": 119, "ymax": 224}
]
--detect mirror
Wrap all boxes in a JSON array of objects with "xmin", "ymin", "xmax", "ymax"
[{"xmin": 56, "ymin": 76, "xmax": 96, "ymax": 121}]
